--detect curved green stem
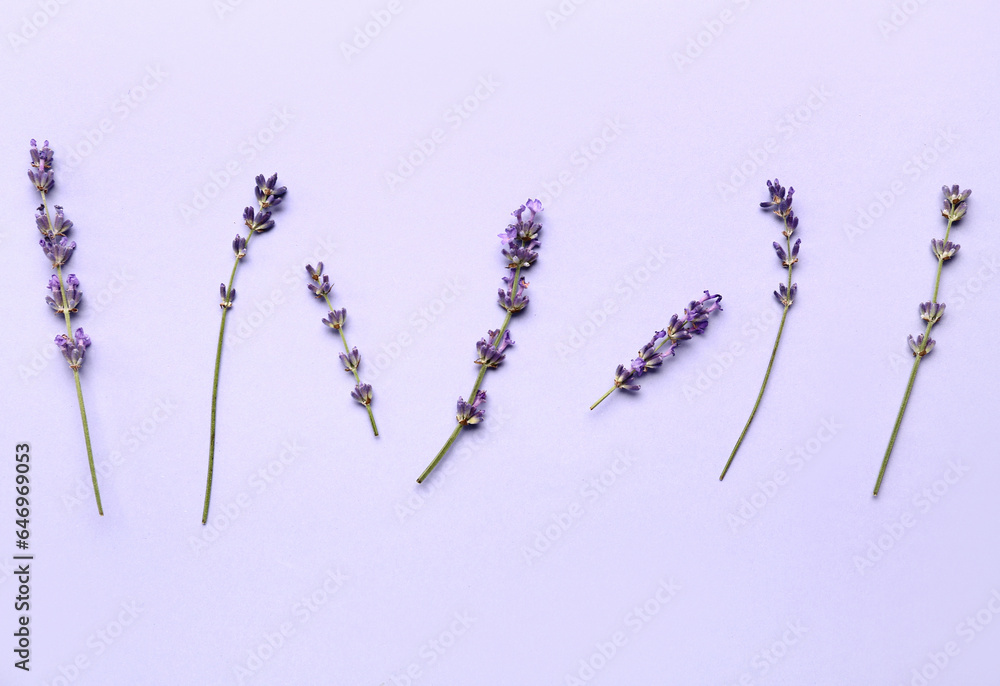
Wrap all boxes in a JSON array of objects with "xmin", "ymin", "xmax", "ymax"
[
  {"xmin": 720, "ymin": 305, "xmax": 789, "ymax": 480},
  {"xmin": 721, "ymin": 215, "xmax": 795, "ymax": 480},
  {"xmin": 204, "ymin": 232, "xmax": 254, "ymax": 524}
]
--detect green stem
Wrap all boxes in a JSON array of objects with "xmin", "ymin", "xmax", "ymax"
[
  {"xmin": 590, "ymin": 385, "xmax": 617, "ymax": 410},
  {"xmin": 417, "ymin": 265, "xmax": 522, "ymax": 483},
  {"xmin": 417, "ymin": 424, "xmax": 464, "ymax": 483},
  {"xmin": 203, "ymin": 232, "xmax": 254, "ymax": 524},
  {"xmin": 874, "ymin": 355, "xmax": 922, "ymax": 495},
  {"xmin": 720, "ymin": 216, "xmax": 795, "ymax": 481},
  {"xmin": 874, "ymin": 217, "xmax": 954, "ymax": 496},
  {"xmin": 41, "ymin": 191, "xmax": 102, "ymax": 515},
  {"xmin": 720, "ymin": 305, "xmax": 789, "ymax": 480}
]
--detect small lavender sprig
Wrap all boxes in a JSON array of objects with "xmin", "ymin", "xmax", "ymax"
[
  {"xmin": 590, "ymin": 292, "xmax": 723, "ymax": 409},
  {"xmin": 29, "ymin": 139, "xmax": 103, "ymax": 516},
  {"xmin": 416, "ymin": 199, "xmax": 542, "ymax": 483},
  {"xmin": 873, "ymin": 185, "xmax": 970, "ymax": 496},
  {"xmin": 720, "ymin": 179, "xmax": 802, "ymax": 481},
  {"xmin": 203, "ymin": 174, "xmax": 286, "ymax": 524},
  {"xmin": 304, "ymin": 263, "xmax": 379, "ymax": 436}
]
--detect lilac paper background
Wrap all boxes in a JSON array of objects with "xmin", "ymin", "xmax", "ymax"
[{"xmin": 1, "ymin": 1, "xmax": 999, "ymax": 684}]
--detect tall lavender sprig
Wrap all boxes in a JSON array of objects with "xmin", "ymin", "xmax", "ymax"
[
  {"xmin": 304, "ymin": 263, "xmax": 379, "ymax": 436},
  {"xmin": 720, "ymin": 179, "xmax": 802, "ymax": 480},
  {"xmin": 203, "ymin": 174, "xmax": 286, "ymax": 524},
  {"xmin": 416, "ymin": 199, "xmax": 542, "ymax": 483},
  {"xmin": 29, "ymin": 139, "xmax": 103, "ymax": 515},
  {"xmin": 873, "ymin": 185, "xmax": 970, "ymax": 496},
  {"xmin": 590, "ymin": 292, "xmax": 723, "ymax": 409}
]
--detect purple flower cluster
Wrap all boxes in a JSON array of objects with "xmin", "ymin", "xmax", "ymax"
[
  {"xmin": 602, "ymin": 291, "xmax": 723, "ymax": 398},
  {"xmin": 761, "ymin": 179, "xmax": 801, "ymax": 308},
  {"xmin": 305, "ymin": 262, "xmax": 378, "ymax": 434},
  {"xmin": 28, "ymin": 139, "xmax": 103, "ymax": 514},
  {"xmin": 417, "ymin": 200, "xmax": 543, "ymax": 484}
]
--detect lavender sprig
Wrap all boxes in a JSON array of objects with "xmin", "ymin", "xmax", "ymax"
[
  {"xmin": 720, "ymin": 179, "xmax": 802, "ymax": 481},
  {"xmin": 203, "ymin": 174, "xmax": 286, "ymax": 524},
  {"xmin": 28, "ymin": 140, "xmax": 103, "ymax": 515},
  {"xmin": 304, "ymin": 263, "xmax": 379, "ymax": 436},
  {"xmin": 416, "ymin": 199, "xmax": 542, "ymax": 483},
  {"xmin": 590, "ymin": 292, "xmax": 723, "ymax": 409},
  {"xmin": 873, "ymin": 185, "xmax": 970, "ymax": 496}
]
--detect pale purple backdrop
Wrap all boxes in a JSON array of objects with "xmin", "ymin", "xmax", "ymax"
[{"xmin": 1, "ymin": 0, "xmax": 998, "ymax": 684}]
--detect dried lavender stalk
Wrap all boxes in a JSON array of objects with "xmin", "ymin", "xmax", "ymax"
[
  {"xmin": 203, "ymin": 174, "xmax": 286, "ymax": 524},
  {"xmin": 590, "ymin": 292, "xmax": 722, "ymax": 410},
  {"xmin": 720, "ymin": 179, "xmax": 801, "ymax": 480},
  {"xmin": 304, "ymin": 263, "xmax": 378, "ymax": 436},
  {"xmin": 416, "ymin": 199, "xmax": 542, "ymax": 483},
  {"xmin": 873, "ymin": 185, "xmax": 970, "ymax": 496},
  {"xmin": 28, "ymin": 139, "xmax": 103, "ymax": 515}
]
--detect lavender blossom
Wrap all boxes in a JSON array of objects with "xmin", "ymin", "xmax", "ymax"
[
  {"xmin": 417, "ymin": 199, "xmax": 543, "ymax": 484},
  {"xmin": 720, "ymin": 179, "xmax": 804, "ymax": 481},
  {"xmin": 28, "ymin": 139, "xmax": 103, "ymax": 515},
  {"xmin": 590, "ymin": 291, "xmax": 722, "ymax": 409},
  {"xmin": 204, "ymin": 173, "xmax": 286, "ymax": 524},
  {"xmin": 874, "ymin": 185, "xmax": 971, "ymax": 496},
  {"xmin": 304, "ymin": 262, "xmax": 378, "ymax": 436}
]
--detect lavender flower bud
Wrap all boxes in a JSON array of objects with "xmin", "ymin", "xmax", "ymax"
[
  {"xmin": 940, "ymin": 185, "xmax": 971, "ymax": 222},
  {"xmin": 475, "ymin": 329, "xmax": 514, "ymax": 368},
  {"xmin": 774, "ymin": 283, "xmax": 796, "ymax": 307},
  {"xmin": 308, "ymin": 274, "xmax": 333, "ymax": 297},
  {"xmin": 62, "ymin": 274, "xmax": 82, "ymax": 312},
  {"xmin": 773, "ymin": 242, "xmax": 786, "ymax": 262},
  {"xmin": 919, "ymin": 302, "xmax": 945, "ymax": 324},
  {"xmin": 40, "ymin": 236, "xmax": 75, "ymax": 267},
  {"xmin": 931, "ymin": 239, "xmax": 960, "ymax": 260},
  {"xmin": 907, "ymin": 333, "xmax": 935, "ymax": 357},
  {"xmin": 243, "ymin": 207, "xmax": 274, "ymax": 233},
  {"xmin": 339, "ymin": 347, "xmax": 361, "ymax": 372},
  {"xmin": 36, "ymin": 205, "xmax": 72, "ymax": 237},
  {"xmin": 220, "ymin": 283, "xmax": 235, "ymax": 309},
  {"xmin": 45, "ymin": 275, "xmax": 63, "ymax": 312},
  {"xmin": 614, "ymin": 364, "xmax": 640, "ymax": 391},
  {"xmin": 305, "ymin": 263, "xmax": 324, "ymax": 281},
  {"xmin": 502, "ymin": 244, "xmax": 538, "ymax": 269},
  {"xmin": 28, "ymin": 139, "xmax": 54, "ymax": 192},
  {"xmin": 323, "ymin": 308, "xmax": 346, "ymax": 329},
  {"xmin": 255, "ymin": 173, "xmax": 287, "ymax": 209},
  {"xmin": 55, "ymin": 327, "xmax": 91, "ymax": 370},
  {"xmin": 233, "ymin": 235, "xmax": 247, "ymax": 259},
  {"xmin": 351, "ymin": 383, "xmax": 373, "ymax": 406},
  {"xmin": 499, "ymin": 286, "xmax": 529, "ymax": 312},
  {"xmin": 456, "ymin": 390, "xmax": 487, "ymax": 425}
]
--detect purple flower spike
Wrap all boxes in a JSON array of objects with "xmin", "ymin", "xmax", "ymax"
[
  {"xmin": 593, "ymin": 291, "xmax": 721, "ymax": 409},
  {"xmin": 28, "ymin": 139, "xmax": 104, "ymax": 514},
  {"xmin": 875, "ymin": 184, "xmax": 970, "ymax": 496},
  {"xmin": 456, "ymin": 390, "xmax": 487, "ymax": 425},
  {"xmin": 419, "ymin": 200, "xmax": 544, "ymax": 484}
]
